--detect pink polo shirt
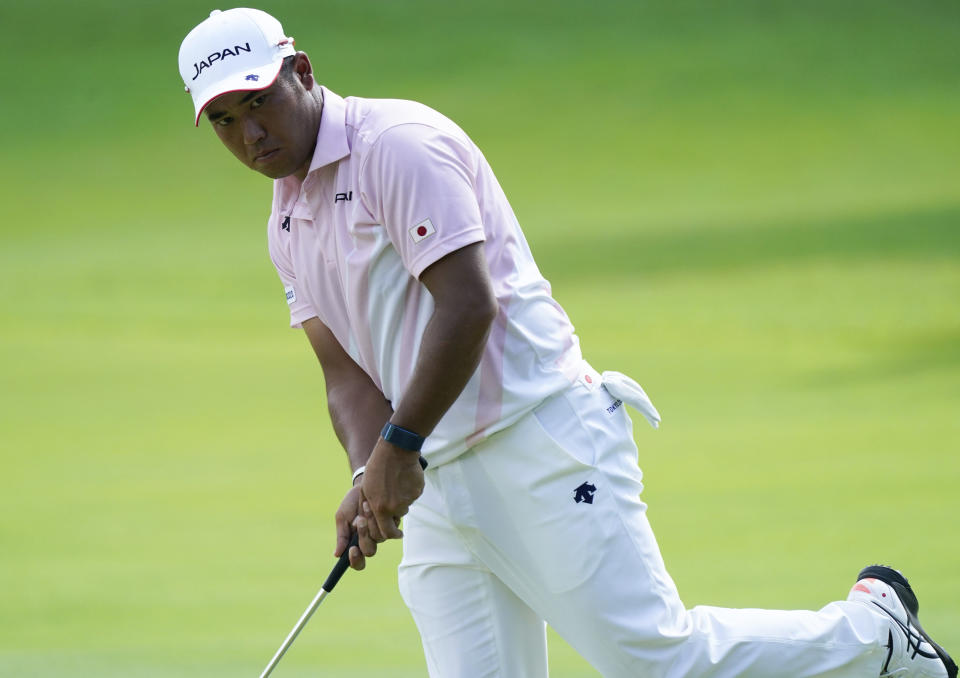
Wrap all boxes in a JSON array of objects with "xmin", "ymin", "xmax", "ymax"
[{"xmin": 268, "ymin": 87, "xmax": 583, "ymax": 465}]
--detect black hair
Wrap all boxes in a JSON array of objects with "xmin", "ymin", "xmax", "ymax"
[{"xmin": 279, "ymin": 54, "xmax": 297, "ymax": 80}]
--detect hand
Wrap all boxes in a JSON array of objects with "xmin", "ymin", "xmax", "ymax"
[
  {"xmin": 333, "ymin": 484, "xmax": 380, "ymax": 571},
  {"xmin": 359, "ymin": 438, "xmax": 425, "ymax": 540}
]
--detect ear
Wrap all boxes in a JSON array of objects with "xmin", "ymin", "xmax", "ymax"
[{"xmin": 292, "ymin": 51, "xmax": 315, "ymax": 90}]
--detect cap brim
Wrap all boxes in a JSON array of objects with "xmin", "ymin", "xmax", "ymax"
[{"xmin": 192, "ymin": 59, "xmax": 284, "ymax": 127}]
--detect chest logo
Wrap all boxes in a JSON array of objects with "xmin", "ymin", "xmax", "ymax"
[
  {"xmin": 409, "ymin": 218, "xmax": 436, "ymax": 243},
  {"xmin": 335, "ymin": 191, "xmax": 353, "ymax": 203},
  {"xmin": 281, "ymin": 215, "xmax": 291, "ymax": 232}
]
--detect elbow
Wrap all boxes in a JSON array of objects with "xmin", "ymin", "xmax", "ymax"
[
  {"xmin": 474, "ymin": 285, "xmax": 499, "ymax": 328},
  {"xmin": 468, "ymin": 284, "xmax": 498, "ymax": 333},
  {"xmin": 440, "ymin": 282, "xmax": 498, "ymax": 338}
]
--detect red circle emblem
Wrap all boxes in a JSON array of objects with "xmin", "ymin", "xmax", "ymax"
[
  {"xmin": 417, "ymin": 226, "xmax": 428, "ymax": 237},
  {"xmin": 585, "ymin": 375, "xmax": 593, "ymax": 384}
]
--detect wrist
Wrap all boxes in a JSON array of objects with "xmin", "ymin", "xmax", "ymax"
[
  {"xmin": 351, "ymin": 465, "xmax": 365, "ymax": 485},
  {"xmin": 380, "ymin": 422, "xmax": 426, "ymax": 452},
  {"xmin": 371, "ymin": 439, "xmax": 431, "ymax": 472}
]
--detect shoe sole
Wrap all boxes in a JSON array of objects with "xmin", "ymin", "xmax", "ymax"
[{"xmin": 858, "ymin": 565, "xmax": 958, "ymax": 678}]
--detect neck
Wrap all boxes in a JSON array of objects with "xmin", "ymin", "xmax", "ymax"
[{"xmin": 292, "ymin": 87, "xmax": 324, "ymax": 183}]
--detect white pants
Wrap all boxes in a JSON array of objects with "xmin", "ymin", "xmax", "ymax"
[{"xmin": 398, "ymin": 369, "xmax": 888, "ymax": 677}]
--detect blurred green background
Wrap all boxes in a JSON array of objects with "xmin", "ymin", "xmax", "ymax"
[{"xmin": 1, "ymin": 0, "xmax": 958, "ymax": 675}]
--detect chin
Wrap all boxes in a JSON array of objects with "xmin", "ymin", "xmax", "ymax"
[
  {"xmin": 256, "ymin": 167, "xmax": 290, "ymax": 179},
  {"xmin": 250, "ymin": 156, "xmax": 307, "ymax": 180},
  {"xmin": 249, "ymin": 161, "xmax": 292, "ymax": 180}
]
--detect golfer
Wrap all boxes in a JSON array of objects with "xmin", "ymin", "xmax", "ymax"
[{"xmin": 178, "ymin": 9, "xmax": 955, "ymax": 678}]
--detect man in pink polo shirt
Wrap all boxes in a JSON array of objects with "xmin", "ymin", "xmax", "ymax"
[{"xmin": 178, "ymin": 9, "xmax": 955, "ymax": 678}]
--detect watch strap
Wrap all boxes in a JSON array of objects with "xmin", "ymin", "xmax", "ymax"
[{"xmin": 380, "ymin": 422, "xmax": 425, "ymax": 452}]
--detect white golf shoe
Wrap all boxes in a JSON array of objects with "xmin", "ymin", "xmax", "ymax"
[{"xmin": 847, "ymin": 565, "xmax": 957, "ymax": 678}]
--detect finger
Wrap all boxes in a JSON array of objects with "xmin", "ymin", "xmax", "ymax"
[
  {"xmin": 354, "ymin": 516, "xmax": 379, "ymax": 558},
  {"xmin": 348, "ymin": 544, "xmax": 365, "ymax": 571},
  {"xmin": 334, "ymin": 510, "xmax": 353, "ymax": 557},
  {"xmin": 374, "ymin": 510, "xmax": 404, "ymax": 540},
  {"xmin": 362, "ymin": 501, "xmax": 386, "ymax": 543}
]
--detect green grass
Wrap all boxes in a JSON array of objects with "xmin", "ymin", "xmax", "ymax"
[{"xmin": 1, "ymin": 0, "xmax": 958, "ymax": 675}]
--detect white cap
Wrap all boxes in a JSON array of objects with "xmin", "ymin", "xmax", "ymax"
[{"xmin": 178, "ymin": 8, "xmax": 296, "ymax": 126}]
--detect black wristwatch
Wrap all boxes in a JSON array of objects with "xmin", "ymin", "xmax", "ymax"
[{"xmin": 380, "ymin": 422, "xmax": 426, "ymax": 452}]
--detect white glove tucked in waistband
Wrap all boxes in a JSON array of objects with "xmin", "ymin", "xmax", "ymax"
[{"xmin": 601, "ymin": 371, "xmax": 661, "ymax": 429}]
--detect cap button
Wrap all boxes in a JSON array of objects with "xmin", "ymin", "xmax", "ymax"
[{"xmin": 209, "ymin": 9, "xmax": 222, "ymax": 17}]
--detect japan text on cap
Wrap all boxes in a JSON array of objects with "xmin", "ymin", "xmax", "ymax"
[{"xmin": 178, "ymin": 8, "xmax": 295, "ymax": 126}]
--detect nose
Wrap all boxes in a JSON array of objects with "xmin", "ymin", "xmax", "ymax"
[{"xmin": 243, "ymin": 116, "xmax": 266, "ymax": 145}]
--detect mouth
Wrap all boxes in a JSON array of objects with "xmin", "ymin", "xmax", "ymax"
[{"xmin": 253, "ymin": 148, "xmax": 280, "ymax": 164}]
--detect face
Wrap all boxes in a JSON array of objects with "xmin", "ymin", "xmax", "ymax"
[{"xmin": 204, "ymin": 53, "xmax": 321, "ymax": 181}]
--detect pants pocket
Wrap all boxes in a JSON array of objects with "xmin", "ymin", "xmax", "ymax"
[{"xmin": 491, "ymin": 408, "xmax": 618, "ymax": 594}]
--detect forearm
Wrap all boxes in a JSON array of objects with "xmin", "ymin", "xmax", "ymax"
[
  {"xmin": 391, "ymin": 245, "xmax": 497, "ymax": 437},
  {"xmin": 327, "ymin": 379, "xmax": 393, "ymax": 472},
  {"xmin": 302, "ymin": 317, "xmax": 394, "ymax": 473}
]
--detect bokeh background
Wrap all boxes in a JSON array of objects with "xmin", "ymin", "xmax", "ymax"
[{"xmin": 1, "ymin": 1, "xmax": 957, "ymax": 676}]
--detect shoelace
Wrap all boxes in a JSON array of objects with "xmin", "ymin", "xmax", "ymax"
[
  {"xmin": 881, "ymin": 629, "xmax": 894, "ymax": 675},
  {"xmin": 872, "ymin": 602, "xmax": 939, "ymax": 662}
]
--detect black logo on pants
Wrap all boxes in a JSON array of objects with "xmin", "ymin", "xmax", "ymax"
[{"xmin": 574, "ymin": 482, "xmax": 597, "ymax": 504}]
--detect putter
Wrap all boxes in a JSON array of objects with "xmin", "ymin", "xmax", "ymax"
[
  {"xmin": 259, "ymin": 456, "xmax": 427, "ymax": 677},
  {"xmin": 258, "ymin": 531, "xmax": 358, "ymax": 678}
]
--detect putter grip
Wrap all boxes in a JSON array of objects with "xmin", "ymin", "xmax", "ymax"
[
  {"xmin": 323, "ymin": 456, "xmax": 428, "ymax": 593},
  {"xmin": 323, "ymin": 532, "xmax": 358, "ymax": 592}
]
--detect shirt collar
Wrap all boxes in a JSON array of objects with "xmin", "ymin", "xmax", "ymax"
[
  {"xmin": 274, "ymin": 86, "xmax": 349, "ymax": 206},
  {"xmin": 306, "ymin": 86, "xmax": 350, "ymax": 174}
]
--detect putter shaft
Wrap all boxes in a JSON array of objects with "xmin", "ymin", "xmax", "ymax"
[
  {"xmin": 258, "ymin": 532, "xmax": 357, "ymax": 678},
  {"xmin": 259, "ymin": 457, "xmax": 427, "ymax": 677},
  {"xmin": 259, "ymin": 587, "xmax": 331, "ymax": 678}
]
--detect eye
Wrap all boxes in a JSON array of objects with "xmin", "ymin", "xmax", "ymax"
[
  {"xmin": 251, "ymin": 94, "xmax": 268, "ymax": 109},
  {"xmin": 215, "ymin": 116, "xmax": 233, "ymax": 127}
]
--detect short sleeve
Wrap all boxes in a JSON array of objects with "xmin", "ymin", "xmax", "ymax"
[
  {"xmin": 267, "ymin": 214, "xmax": 317, "ymax": 329},
  {"xmin": 359, "ymin": 123, "xmax": 486, "ymax": 279}
]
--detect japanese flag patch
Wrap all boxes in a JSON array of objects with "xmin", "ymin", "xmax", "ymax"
[{"xmin": 409, "ymin": 218, "xmax": 436, "ymax": 243}]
